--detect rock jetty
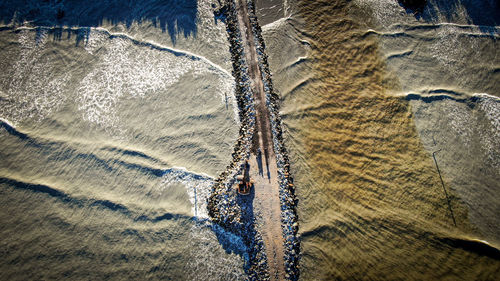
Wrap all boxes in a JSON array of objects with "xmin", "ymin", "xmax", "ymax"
[{"xmin": 208, "ymin": 0, "xmax": 300, "ymax": 280}]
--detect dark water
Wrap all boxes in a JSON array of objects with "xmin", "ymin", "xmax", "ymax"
[{"xmin": 0, "ymin": 0, "xmax": 198, "ymax": 44}]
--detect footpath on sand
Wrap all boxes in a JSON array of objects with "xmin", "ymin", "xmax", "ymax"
[
  {"xmin": 234, "ymin": 0, "xmax": 285, "ymax": 279},
  {"xmin": 208, "ymin": 0, "xmax": 300, "ymax": 280}
]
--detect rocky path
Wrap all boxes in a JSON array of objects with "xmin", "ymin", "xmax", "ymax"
[{"xmin": 234, "ymin": 0, "xmax": 286, "ymax": 280}]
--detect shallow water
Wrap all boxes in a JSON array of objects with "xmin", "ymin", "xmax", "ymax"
[
  {"xmin": 0, "ymin": 0, "xmax": 247, "ymax": 280},
  {"xmin": 259, "ymin": 0, "xmax": 500, "ymax": 279}
]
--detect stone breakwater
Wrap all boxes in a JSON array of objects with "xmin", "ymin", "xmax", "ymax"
[
  {"xmin": 209, "ymin": 0, "xmax": 268, "ymax": 279},
  {"xmin": 208, "ymin": 0, "xmax": 300, "ymax": 280}
]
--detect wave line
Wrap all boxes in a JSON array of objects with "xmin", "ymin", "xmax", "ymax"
[{"xmin": 8, "ymin": 25, "xmax": 233, "ymax": 79}]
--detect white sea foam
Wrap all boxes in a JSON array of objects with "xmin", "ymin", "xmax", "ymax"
[
  {"xmin": 0, "ymin": 117, "xmax": 16, "ymax": 129},
  {"xmin": 0, "ymin": 28, "xmax": 69, "ymax": 124},
  {"xmin": 474, "ymin": 92, "xmax": 500, "ymax": 102},
  {"xmin": 475, "ymin": 94, "xmax": 500, "ymax": 168},
  {"xmin": 430, "ymin": 25, "xmax": 479, "ymax": 77},
  {"xmin": 262, "ymin": 16, "xmax": 290, "ymax": 31},
  {"xmin": 1, "ymin": 23, "xmax": 238, "ymax": 131},
  {"xmin": 446, "ymin": 99, "xmax": 475, "ymax": 147},
  {"xmin": 354, "ymin": 0, "xmax": 404, "ymax": 28},
  {"xmin": 77, "ymin": 27, "xmax": 237, "ymax": 131},
  {"xmin": 187, "ymin": 221, "xmax": 246, "ymax": 280},
  {"xmin": 284, "ymin": 0, "xmax": 294, "ymax": 18},
  {"xmin": 159, "ymin": 166, "xmax": 214, "ymax": 218}
]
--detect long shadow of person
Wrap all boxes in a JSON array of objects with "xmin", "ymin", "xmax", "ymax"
[
  {"xmin": 235, "ymin": 172, "xmax": 269, "ymax": 278},
  {"xmin": 256, "ymin": 148, "xmax": 263, "ymax": 176},
  {"xmin": 210, "ymin": 160, "xmax": 269, "ymax": 278}
]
